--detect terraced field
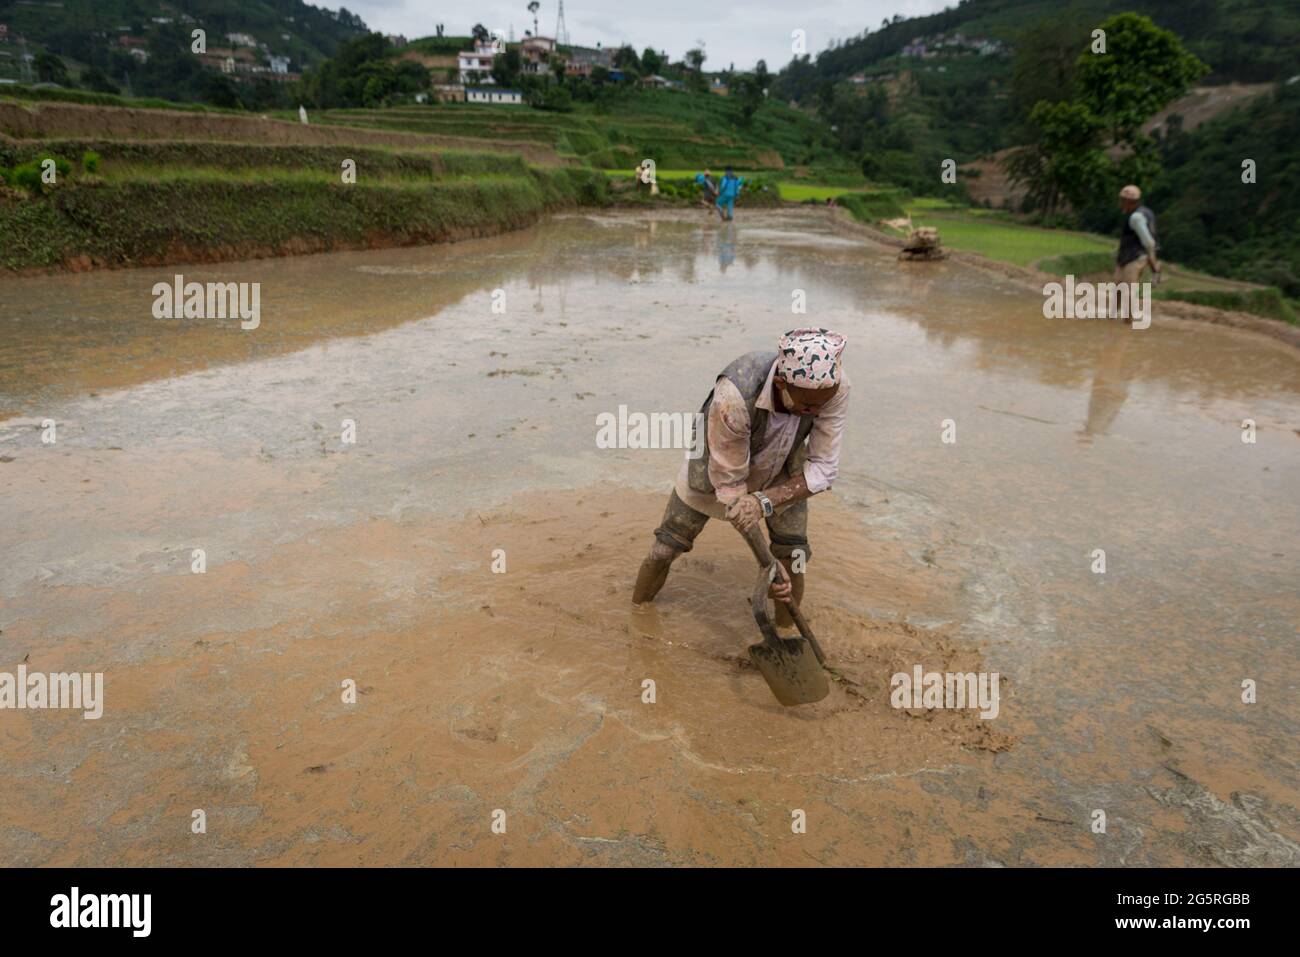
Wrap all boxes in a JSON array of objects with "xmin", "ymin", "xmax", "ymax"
[
  {"xmin": 0, "ymin": 99, "xmax": 605, "ymax": 271},
  {"xmin": 0, "ymin": 87, "xmax": 866, "ymax": 274},
  {"xmin": 274, "ymin": 90, "xmax": 840, "ymax": 172}
]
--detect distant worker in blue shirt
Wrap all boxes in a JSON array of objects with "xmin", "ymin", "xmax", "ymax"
[
  {"xmin": 716, "ymin": 167, "xmax": 746, "ymax": 221},
  {"xmin": 694, "ymin": 169, "xmax": 723, "ymax": 219}
]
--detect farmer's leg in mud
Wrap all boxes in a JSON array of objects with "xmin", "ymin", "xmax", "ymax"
[
  {"xmin": 632, "ymin": 490, "xmax": 710, "ymax": 604},
  {"xmin": 766, "ymin": 499, "xmax": 810, "ymax": 631}
]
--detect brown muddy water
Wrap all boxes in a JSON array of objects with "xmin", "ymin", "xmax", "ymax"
[{"xmin": 1, "ymin": 208, "xmax": 1297, "ymax": 866}]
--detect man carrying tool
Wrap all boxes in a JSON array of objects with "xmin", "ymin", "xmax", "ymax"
[
  {"xmin": 1116, "ymin": 184, "xmax": 1159, "ymax": 286},
  {"xmin": 631, "ymin": 328, "xmax": 850, "ymax": 634}
]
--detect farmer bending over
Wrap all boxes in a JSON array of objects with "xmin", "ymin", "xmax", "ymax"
[{"xmin": 631, "ymin": 328, "xmax": 850, "ymax": 633}]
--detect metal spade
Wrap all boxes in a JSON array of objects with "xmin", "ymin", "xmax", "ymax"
[{"xmin": 738, "ymin": 524, "xmax": 830, "ymax": 706}]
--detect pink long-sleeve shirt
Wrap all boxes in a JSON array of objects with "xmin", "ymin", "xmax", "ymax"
[{"xmin": 674, "ymin": 358, "xmax": 850, "ymax": 518}]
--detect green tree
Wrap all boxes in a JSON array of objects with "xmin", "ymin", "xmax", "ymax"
[
  {"xmin": 80, "ymin": 66, "xmax": 119, "ymax": 94},
  {"xmin": 1007, "ymin": 13, "xmax": 1208, "ymax": 218},
  {"xmin": 815, "ymin": 80, "xmax": 835, "ymax": 118},
  {"xmin": 734, "ymin": 73, "xmax": 763, "ymax": 125},
  {"xmin": 613, "ymin": 45, "xmax": 641, "ymax": 76},
  {"xmin": 1075, "ymin": 13, "xmax": 1209, "ymax": 150},
  {"xmin": 34, "ymin": 52, "xmax": 71, "ymax": 85},
  {"xmin": 491, "ymin": 47, "xmax": 523, "ymax": 86},
  {"xmin": 684, "ymin": 48, "xmax": 706, "ymax": 92},
  {"xmin": 199, "ymin": 73, "xmax": 243, "ymax": 109},
  {"xmin": 642, "ymin": 48, "xmax": 662, "ymax": 75},
  {"xmin": 1011, "ymin": 21, "xmax": 1089, "ymax": 123},
  {"xmin": 1005, "ymin": 100, "xmax": 1109, "ymax": 217},
  {"xmin": 530, "ymin": 83, "xmax": 573, "ymax": 112}
]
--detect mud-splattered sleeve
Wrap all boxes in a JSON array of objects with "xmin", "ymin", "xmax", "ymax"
[
  {"xmin": 706, "ymin": 377, "xmax": 751, "ymax": 506},
  {"xmin": 804, "ymin": 372, "xmax": 850, "ymax": 494}
]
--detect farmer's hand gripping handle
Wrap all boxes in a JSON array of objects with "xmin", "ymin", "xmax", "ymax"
[
  {"xmin": 739, "ymin": 522, "xmax": 776, "ymax": 566},
  {"xmin": 737, "ymin": 524, "xmax": 827, "ymax": 666}
]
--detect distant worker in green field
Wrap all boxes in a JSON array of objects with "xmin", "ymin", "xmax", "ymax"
[
  {"xmin": 716, "ymin": 167, "xmax": 746, "ymax": 221},
  {"xmin": 694, "ymin": 169, "xmax": 723, "ymax": 219},
  {"xmin": 1116, "ymin": 184, "xmax": 1160, "ymax": 285},
  {"xmin": 636, "ymin": 159, "xmax": 658, "ymax": 196}
]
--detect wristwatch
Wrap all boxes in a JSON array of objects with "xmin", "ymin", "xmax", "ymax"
[{"xmin": 753, "ymin": 491, "xmax": 774, "ymax": 518}]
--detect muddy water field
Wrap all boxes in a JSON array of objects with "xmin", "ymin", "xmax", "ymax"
[{"xmin": 1, "ymin": 208, "xmax": 1297, "ymax": 865}]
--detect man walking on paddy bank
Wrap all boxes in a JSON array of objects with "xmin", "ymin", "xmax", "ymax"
[
  {"xmin": 1116, "ymin": 184, "xmax": 1159, "ymax": 285},
  {"xmin": 632, "ymin": 328, "xmax": 850, "ymax": 633}
]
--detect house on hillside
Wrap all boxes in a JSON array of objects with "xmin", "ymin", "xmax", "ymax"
[
  {"xmin": 521, "ymin": 35, "xmax": 555, "ymax": 75},
  {"xmin": 639, "ymin": 74, "xmax": 684, "ymax": 91},
  {"xmin": 226, "ymin": 32, "xmax": 258, "ymax": 48},
  {"xmin": 458, "ymin": 42, "xmax": 498, "ymax": 84},
  {"xmin": 197, "ymin": 46, "xmax": 259, "ymax": 76},
  {"xmin": 116, "ymin": 35, "xmax": 152, "ymax": 64},
  {"xmin": 267, "ymin": 55, "xmax": 290, "ymax": 75},
  {"xmin": 906, "ymin": 32, "xmax": 1007, "ymax": 59},
  {"xmin": 564, "ymin": 45, "xmax": 613, "ymax": 77},
  {"xmin": 466, "ymin": 86, "xmax": 522, "ymax": 105},
  {"xmin": 0, "ymin": 23, "xmax": 9, "ymax": 43}
]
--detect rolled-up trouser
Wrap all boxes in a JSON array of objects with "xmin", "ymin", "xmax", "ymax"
[
  {"xmin": 653, "ymin": 489, "xmax": 812, "ymax": 563},
  {"xmin": 717, "ymin": 198, "xmax": 735, "ymax": 219}
]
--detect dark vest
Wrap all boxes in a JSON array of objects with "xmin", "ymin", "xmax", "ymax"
[
  {"xmin": 686, "ymin": 351, "xmax": 816, "ymax": 495},
  {"xmin": 1118, "ymin": 205, "xmax": 1157, "ymax": 266}
]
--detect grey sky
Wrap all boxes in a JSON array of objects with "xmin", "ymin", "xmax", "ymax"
[{"xmin": 338, "ymin": 0, "xmax": 954, "ymax": 72}]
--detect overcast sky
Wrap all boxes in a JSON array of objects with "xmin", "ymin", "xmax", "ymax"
[{"xmin": 337, "ymin": 0, "xmax": 955, "ymax": 72}]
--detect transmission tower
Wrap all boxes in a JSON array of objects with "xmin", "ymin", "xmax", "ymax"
[{"xmin": 555, "ymin": 0, "xmax": 569, "ymax": 45}]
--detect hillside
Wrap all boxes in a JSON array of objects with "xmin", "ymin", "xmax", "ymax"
[
  {"xmin": 760, "ymin": 0, "xmax": 1299, "ymax": 303},
  {"xmin": 1152, "ymin": 80, "xmax": 1300, "ymax": 297},
  {"xmin": 775, "ymin": 0, "xmax": 1298, "ymax": 97},
  {"xmin": 771, "ymin": 0, "xmax": 1298, "ymax": 182},
  {"xmin": 278, "ymin": 86, "xmax": 847, "ymax": 174},
  {"xmin": 0, "ymin": 0, "xmax": 368, "ymax": 96}
]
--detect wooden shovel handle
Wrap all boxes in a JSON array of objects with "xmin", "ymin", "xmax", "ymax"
[
  {"xmin": 739, "ymin": 524, "xmax": 828, "ymax": 666},
  {"xmin": 739, "ymin": 521, "xmax": 776, "ymax": 565}
]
